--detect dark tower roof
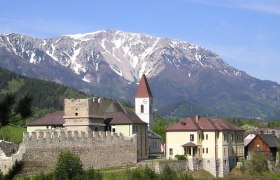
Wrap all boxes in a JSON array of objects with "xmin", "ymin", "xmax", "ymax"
[
  {"xmin": 135, "ymin": 74, "xmax": 153, "ymax": 98},
  {"xmin": 106, "ymin": 102, "xmax": 127, "ymax": 114}
]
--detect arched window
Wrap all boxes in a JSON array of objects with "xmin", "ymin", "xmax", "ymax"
[{"xmin": 141, "ymin": 105, "xmax": 144, "ymax": 113}]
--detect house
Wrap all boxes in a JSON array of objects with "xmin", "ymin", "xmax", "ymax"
[
  {"xmin": 105, "ymin": 102, "xmax": 148, "ymax": 160},
  {"xmin": 148, "ymin": 130, "xmax": 162, "ymax": 154},
  {"xmin": 26, "ymin": 111, "xmax": 64, "ymax": 132},
  {"xmin": 245, "ymin": 133, "xmax": 278, "ymax": 161},
  {"xmin": 166, "ymin": 115, "xmax": 244, "ymax": 177}
]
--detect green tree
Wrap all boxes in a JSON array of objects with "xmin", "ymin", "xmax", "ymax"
[
  {"xmin": 0, "ymin": 93, "xmax": 15, "ymax": 126},
  {"xmin": 15, "ymin": 94, "xmax": 33, "ymax": 119},
  {"xmin": 54, "ymin": 151, "xmax": 83, "ymax": 180},
  {"xmin": 0, "ymin": 93, "xmax": 33, "ymax": 127}
]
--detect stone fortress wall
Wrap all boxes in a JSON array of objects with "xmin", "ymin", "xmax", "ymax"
[{"xmin": 0, "ymin": 130, "xmax": 137, "ymax": 176}]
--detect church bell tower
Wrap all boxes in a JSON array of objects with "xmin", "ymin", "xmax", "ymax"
[{"xmin": 135, "ymin": 74, "xmax": 153, "ymax": 127}]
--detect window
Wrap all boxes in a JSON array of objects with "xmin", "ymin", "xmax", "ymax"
[
  {"xmin": 190, "ymin": 134, "xmax": 194, "ymax": 141},
  {"xmin": 169, "ymin": 148, "xmax": 173, "ymax": 155},
  {"xmin": 202, "ymin": 134, "xmax": 204, "ymax": 140},
  {"xmin": 199, "ymin": 134, "xmax": 201, "ymax": 140},
  {"xmin": 184, "ymin": 148, "xmax": 187, "ymax": 155},
  {"xmin": 203, "ymin": 148, "xmax": 205, "ymax": 154},
  {"xmin": 133, "ymin": 126, "xmax": 137, "ymax": 134},
  {"xmin": 198, "ymin": 148, "xmax": 200, "ymax": 155},
  {"xmin": 206, "ymin": 148, "xmax": 208, "ymax": 154},
  {"xmin": 95, "ymin": 127, "xmax": 98, "ymax": 131},
  {"xmin": 206, "ymin": 134, "xmax": 208, "ymax": 140},
  {"xmin": 75, "ymin": 112, "xmax": 78, "ymax": 116},
  {"xmin": 112, "ymin": 128, "xmax": 116, "ymax": 132},
  {"xmin": 224, "ymin": 147, "xmax": 227, "ymax": 156},
  {"xmin": 141, "ymin": 105, "xmax": 144, "ymax": 113}
]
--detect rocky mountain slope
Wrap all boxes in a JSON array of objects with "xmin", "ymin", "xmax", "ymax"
[{"xmin": 0, "ymin": 30, "xmax": 279, "ymax": 118}]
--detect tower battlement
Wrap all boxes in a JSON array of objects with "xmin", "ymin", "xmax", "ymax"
[{"xmin": 22, "ymin": 130, "xmax": 136, "ymax": 147}]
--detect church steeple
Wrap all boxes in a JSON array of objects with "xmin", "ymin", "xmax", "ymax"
[
  {"xmin": 135, "ymin": 74, "xmax": 153, "ymax": 127},
  {"xmin": 135, "ymin": 74, "xmax": 153, "ymax": 98}
]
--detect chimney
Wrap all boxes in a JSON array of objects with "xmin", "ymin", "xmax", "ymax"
[{"xmin": 195, "ymin": 115, "xmax": 200, "ymax": 123}]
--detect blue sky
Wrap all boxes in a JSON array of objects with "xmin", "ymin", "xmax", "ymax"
[{"xmin": 0, "ymin": 0, "xmax": 280, "ymax": 83}]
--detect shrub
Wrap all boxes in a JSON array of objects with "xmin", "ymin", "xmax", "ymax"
[
  {"xmin": 0, "ymin": 170, "xmax": 4, "ymax": 180},
  {"xmin": 175, "ymin": 155, "xmax": 187, "ymax": 160},
  {"xmin": 54, "ymin": 151, "xmax": 83, "ymax": 180},
  {"xmin": 5, "ymin": 160, "xmax": 23, "ymax": 180},
  {"xmin": 160, "ymin": 165, "xmax": 177, "ymax": 180},
  {"xmin": 83, "ymin": 167, "xmax": 102, "ymax": 180}
]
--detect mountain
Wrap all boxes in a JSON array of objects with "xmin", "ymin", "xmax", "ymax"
[{"xmin": 0, "ymin": 30, "xmax": 279, "ymax": 119}]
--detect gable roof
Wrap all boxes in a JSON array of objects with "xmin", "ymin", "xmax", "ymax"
[
  {"xmin": 248, "ymin": 134, "xmax": 278, "ymax": 148},
  {"xmin": 27, "ymin": 111, "xmax": 64, "ymax": 126},
  {"xmin": 105, "ymin": 102, "xmax": 147, "ymax": 125},
  {"xmin": 148, "ymin": 130, "xmax": 161, "ymax": 139},
  {"xmin": 135, "ymin": 74, "xmax": 153, "ymax": 98},
  {"xmin": 182, "ymin": 142, "xmax": 197, "ymax": 147},
  {"xmin": 166, "ymin": 117, "xmax": 243, "ymax": 132}
]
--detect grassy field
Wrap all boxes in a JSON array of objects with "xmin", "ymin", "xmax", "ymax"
[{"xmin": 0, "ymin": 124, "xmax": 26, "ymax": 144}]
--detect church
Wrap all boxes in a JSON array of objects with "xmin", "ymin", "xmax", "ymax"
[{"xmin": 26, "ymin": 74, "xmax": 161, "ymax": 159}]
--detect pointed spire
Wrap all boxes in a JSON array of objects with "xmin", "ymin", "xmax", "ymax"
[{"xmin": 135, "ymin": 74, "xmax": 153, "ymax": 98}]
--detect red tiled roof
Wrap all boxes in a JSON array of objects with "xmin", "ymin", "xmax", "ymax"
[
  {"xmin": 135, "ymin": 74, "xmax": 153, "ymax": 98},
  {"xmin": 166, "ymin": 117, "xmax": 243, "ymax": 132},
  {"xmin": 27, "ymin": 111, "xmax": 64, "ymax": 126}
]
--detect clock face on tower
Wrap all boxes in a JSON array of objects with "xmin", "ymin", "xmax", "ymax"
[{"xmin": 143, "ymin": 99, "xmax": 147, "ymax": 104}]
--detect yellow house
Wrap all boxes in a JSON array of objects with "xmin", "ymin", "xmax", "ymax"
[
  {"xmin": 26, "ymin": 111, "xmax": 64, "ymax": 132},
  {"xmin": 166, "ymin": 116, "xmax": 244, "ymax": 177},
  {"xmin": 105, "ymin": 102, "xmax": 148, "ymax": 160}
]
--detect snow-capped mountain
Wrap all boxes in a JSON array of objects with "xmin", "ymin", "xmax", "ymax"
[{"xmin": 0, "ymin": 30, "xmax": 279, "ymax": 118}]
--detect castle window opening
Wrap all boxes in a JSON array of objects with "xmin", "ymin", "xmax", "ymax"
[
  {"xmin": 75, "ymin": 112, "xmax": 78, "ymax": 116},
  {"xmin": 141, "ymin": 105, "xmax": 144, "ymax": 113}
]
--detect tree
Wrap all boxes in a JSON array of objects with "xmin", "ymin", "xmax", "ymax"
[
  {"xmin": 14, "ymin": 94, "xmax": 33, "ymax": 119},
  {"xmin": 54, "ymin": 151, "xmax": 83, "ymax": 180},
  {"xmin": 0, "ymin": 93, "xmax": 15, "ymax": 126},
  {"xmin": 0, "ymin": 93, "xmax": 33, "ymax": 127}
]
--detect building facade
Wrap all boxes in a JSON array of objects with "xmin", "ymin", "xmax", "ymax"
[
  {"xmin": 246, "ymin": 133, "xmax": 278, "ymax": 161},
  {"xmin": 166, "ymin": 116, "xmax": 244, "ymax": 177},
  {"xmin": 105, "ymin": 102, "xmax": 149, "ymax": 160}
]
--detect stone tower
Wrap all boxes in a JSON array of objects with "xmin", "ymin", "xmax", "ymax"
[
  {"xmin": 135, "ymin": 74, "xmax": 153, "ymax": 128},
  {"xmin": 63, "ymin": 98, "xmax": 105, "ymax": 132}
]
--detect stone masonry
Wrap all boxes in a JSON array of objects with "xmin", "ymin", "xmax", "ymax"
[{"xmin": 0, "ymin": 130, "xmax": 137, "ymax": 176}]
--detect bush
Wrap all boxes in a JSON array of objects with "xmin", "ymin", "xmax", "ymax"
[
  {"xmin": 5, "ymin": 160, "xmax": 23, "ymax": 180},
  {"xmin": 251, "ymin": 153, "xmax": 268, "ymax": 173},
  {"xmin": 0, "ymin": 170, "xmax": 4, "ymax": 180},
  {"xmin": 54, "ymin": 151, "xmax": 83, "ymax": 180},
  {"xmin": 160, "ymin": 165, "xmax": 177, "ymax": 180},
  {"xmin": 83, "ymin": 167, "xmax": 102, "ymax": 180},
  {"xmin": 175, "ymin": 155, "xmax": 187, "ymax": 160},
  {"xmin": 126, "ymin": 166, "xmax": 158, "ymax": 180}
]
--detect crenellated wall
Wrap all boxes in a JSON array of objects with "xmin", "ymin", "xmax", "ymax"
[{"xmin": 0, "ymin": 130, "xmax": 137, "ymax": 176}]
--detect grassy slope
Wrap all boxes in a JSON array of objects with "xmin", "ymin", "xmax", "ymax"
[{"xmin": 0, "ymin": 124, "xmax": 25, "ymax": 144}]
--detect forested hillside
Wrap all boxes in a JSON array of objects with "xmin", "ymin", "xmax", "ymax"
[{"xmin": 0, "ymin": 67, "xmax": 88, "ymax": 120}]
